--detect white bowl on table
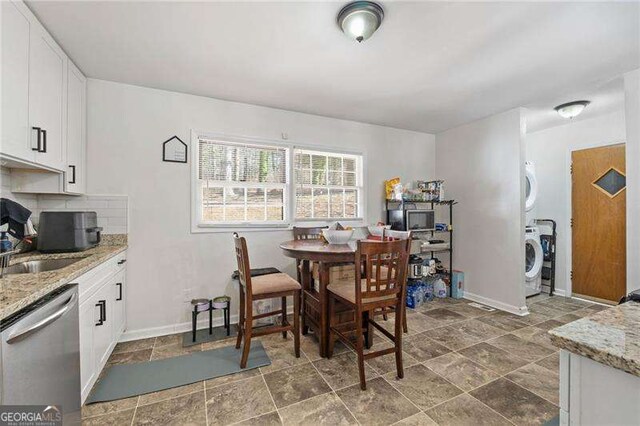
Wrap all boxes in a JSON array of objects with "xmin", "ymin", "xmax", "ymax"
[
  {"xmin": 368, "ymin": 224, "xmax": 391, "ymax": 237},
  {"xmin": 322, "ymin": 229, "xmax": 354, "ymax": 244}
]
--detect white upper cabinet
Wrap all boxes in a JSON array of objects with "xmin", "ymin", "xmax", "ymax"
[
  {"xmin": 1, "ymin": 0, "xmax": 87, "ymax": 194},
  {"xmin": 28, "ymin": 23, "xmax": 66, "ymax": 171},
  {"xmin": 1, "ymin": 1, "xmax": 33, "ymax": 162},
  {"xmin": 66, "ymin": 62, "xmax": 87, "ymax": 194}
]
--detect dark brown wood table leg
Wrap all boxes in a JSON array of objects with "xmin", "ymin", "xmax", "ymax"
[
  {"xmin": 318, "ymin": 262, "xmax": 330, "ymax": 358},
  {"xmin": 301, "ymin": 259, "xmax": 310, "ymax": 335}
]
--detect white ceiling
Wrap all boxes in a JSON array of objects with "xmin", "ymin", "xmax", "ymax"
[
  {"xmin": 26, "ymin": 1, "xmax": 640, "ymax": 134},
  {"xmin": 525, "ymin": 77, "xmax": 626, "ymax": 133}
]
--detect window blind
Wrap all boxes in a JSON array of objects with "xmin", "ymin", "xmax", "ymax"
[
  {"xmin": 293, "ymin": 149, "xmax": 361, "ymax": 219},
  {"xmin": 198, "ymin": 139, "xmax": 288, "ymax": 224}
]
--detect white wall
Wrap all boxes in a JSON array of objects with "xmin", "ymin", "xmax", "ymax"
[
  {"xmin": 526, "ymin": 110, "xmax": 627, "ymax": 296},
  {"xmin": 86, "ymin": 79, "xmax": 436, "ymax": 338},
  {"xmin": 435, "ymin": 108, "xmax": 527, "ymax": 315},
  {"xmin": 624, "ymin": 69, "xmax": 639, "ymax": 294}
]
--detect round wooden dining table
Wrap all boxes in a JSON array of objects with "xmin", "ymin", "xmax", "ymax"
[{"xmin": 279, "ymin": 239, "xmax": 357, "ymax": 357}]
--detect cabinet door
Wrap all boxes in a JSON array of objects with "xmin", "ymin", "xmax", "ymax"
[
  {"xmin": 92, "ymin": 283, "xmax": 113, "ymax": 371},
  {"xmin": 1, "ymin": 1, "xmax": 34, "ymax": 162},
  {"xmin": 112, "ymin": 270, "xmax": 127, "ymax": 339},
  {"xmin": 65, "ymin": 63, "xmax": 86, "ymax": 194},
  {"xmin": 79, "ymin": 298, "xmax": 97, "ymax": 399},
  {"xmin": 29, "ymin": 26, "xmax": 65, "ymax": 171}
]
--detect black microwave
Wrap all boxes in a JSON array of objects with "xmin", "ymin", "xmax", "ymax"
[{"xmin": 388, "ymin": 209, "xmax": 435, "ymax": 232}]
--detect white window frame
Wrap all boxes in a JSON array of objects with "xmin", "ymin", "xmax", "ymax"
[{"xmin": 191, "ymin": 130, "xmax": 366, "ymax": 233}]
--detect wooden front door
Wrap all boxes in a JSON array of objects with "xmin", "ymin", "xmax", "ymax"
[{"xmin": 572, "ymin": 143, "xmax": 626, "ymax": 302}]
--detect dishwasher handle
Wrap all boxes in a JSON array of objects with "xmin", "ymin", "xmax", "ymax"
[{"xmin": 6, "ymin": 292, "xmax": 78, "ymax": 344}]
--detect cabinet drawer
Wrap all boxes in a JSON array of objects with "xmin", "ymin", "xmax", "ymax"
[{"xmin": 77, "ymin": 250, "xmax": 127, "ymax": 303}]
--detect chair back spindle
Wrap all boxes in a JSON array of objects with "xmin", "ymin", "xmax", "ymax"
[{"xmin": 233, "ymin": 232, "xmax": 252, "ymax": 295}]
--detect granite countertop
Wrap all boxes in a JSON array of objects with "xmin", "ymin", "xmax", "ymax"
[
  {"xmin": 0, "ymin": 235, "xmax": 128, "ymax": 321},
  {"xmin": 549, "ymin": 301, "xmax": 640, "ymax": 377}
]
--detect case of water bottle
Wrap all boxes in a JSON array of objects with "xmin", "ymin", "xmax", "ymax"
[{"xmin": 406, "ymin": 279, "xmax": 435, "ymax": 309}]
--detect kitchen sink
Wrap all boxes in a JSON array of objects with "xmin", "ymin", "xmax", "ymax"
[{"xmin": 2, "ymin": 258, "xmax": 85, "ymax": 275}]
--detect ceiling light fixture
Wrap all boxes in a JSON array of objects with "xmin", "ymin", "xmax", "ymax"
[
  {"xmin": 554, "ymin": 100, "xmax": 590, "ymax": 119},
  {"xmin": 337, "ymin": 1, "xmax": 384, "ymax": 43}
]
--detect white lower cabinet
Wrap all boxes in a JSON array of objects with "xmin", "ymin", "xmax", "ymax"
[
  {"xmin": 78, "ymin": 251, "xmax": 127, "ymax": 402},
  {"xmin": 90, "ymin": 282, "xmax": 113, "ymax": 372},
  {"xmin": 112, "ymin": 270, "xmax": 127, "ymax": 339}
]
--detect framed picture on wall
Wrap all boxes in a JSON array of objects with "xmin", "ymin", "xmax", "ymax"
[{"xmin": 162, "ymin": 136, "xmax": 188, "ymax": 163}]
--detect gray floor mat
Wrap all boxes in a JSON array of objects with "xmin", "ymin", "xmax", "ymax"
[{"xmin": 86, "ymin": 341, "xmax": 270, "ymax": 404}]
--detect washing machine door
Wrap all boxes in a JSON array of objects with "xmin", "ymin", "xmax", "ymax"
[
  {"xmin": 525, "ymin": 235, "xmax": 543, "ymax": 281},
  {"xmin": 525, "ymin": 162, "xmax": 538, "ymax": 212}
]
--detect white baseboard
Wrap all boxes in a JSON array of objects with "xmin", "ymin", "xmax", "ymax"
[
  {"xmin": 552, "ymin": 288, "xmax": 567, "ymax": 297},
  {"xmin": 120, "ymin": 314, "xmax": 239, "ymax": 342},
  {"xmin": 120, "ymin": 307, "xmax": 294, "ymax": 342},
  {"xmin": 463, "ymin": 291, "xmax": 530, "ymax": 316}
]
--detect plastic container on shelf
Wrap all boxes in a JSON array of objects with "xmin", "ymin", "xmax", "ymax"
[
  {"xmin": 434, "ymin": 279, "xmax": 448, "ymax": 298},
  {"xmin": 422, "ymin": 280, "xmax": 434, "ymax": 301}
]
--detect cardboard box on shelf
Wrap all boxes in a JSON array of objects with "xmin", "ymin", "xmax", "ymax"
[{"xmin": 451, "ymin": 270, "xmax": 464, "ymax": 299}]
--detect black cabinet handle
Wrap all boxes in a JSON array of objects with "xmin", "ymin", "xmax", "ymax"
[
  {"xmin": 41, "ymin": 129, "xmax": 47, "ymax": 153},
  {"xmin": 31, "ymin": 127, "xmax": 42, "ymax": 151},
  {"xmin": 95, "ymin": 300, "xmax": 106, "ymax": 326},
  {"xmin": 116, "ymin": 283, "xmax": 123, "ymax": 301},
  {"xmin": 118, "ymin": 259, "xmax": 127, "ymax": 265},
  {"xmin": 68, "ymin": 165, "xmax": 76, "ymax": 184}
]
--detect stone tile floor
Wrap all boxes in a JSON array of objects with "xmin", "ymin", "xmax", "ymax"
[{"xmin": 82, "ymin": 294, "xmax": 609, "ymax": 425}]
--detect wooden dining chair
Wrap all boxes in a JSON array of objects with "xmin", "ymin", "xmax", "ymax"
[
  {"xmin": 233, "ymin": 233, "xmax": 301, "ymax": 368},
  {"xmin": 327, "ymin": 238, "xmax": 411, "ymax": 390},
  {"xmin": 379, "ymin": 229, "xmax": 412, "ymax": 333},
  {"xmin": 292, "ymin": 226, "xmax": 327, "ymax": 335}
]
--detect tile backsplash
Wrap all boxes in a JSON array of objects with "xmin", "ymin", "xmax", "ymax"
[
  {"xmin": 36, "ymin": 194, "xmax": 128, "ymax": 234},
  {"xmin": 1, "ymin": 167, "xmax": 128, "ymax": 235},
  {"xmin": 1, "ymin": 167, "xmax": 38, "ymax": 213}
]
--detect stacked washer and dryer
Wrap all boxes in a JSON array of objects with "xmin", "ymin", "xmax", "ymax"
[{"xmin": 524, "ymin": 162, "xmax": 544, "ymax": 297}]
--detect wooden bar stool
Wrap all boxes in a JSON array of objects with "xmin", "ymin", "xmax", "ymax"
[
  {"xmin": 327, "ymin": 238, "xmax": 411, "ymax": 390},
  {"xmin": 233, "ymin": 233, "xmax": 301, "ymax": 368}
]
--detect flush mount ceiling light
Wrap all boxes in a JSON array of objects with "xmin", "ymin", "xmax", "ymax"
[
  {"xmin": 337, "ymin": 1, "xmax": 384, "ymax": 43},
  {"xmin": 554, "ymin": 100, "xmax": 590, "ymax": 119}
]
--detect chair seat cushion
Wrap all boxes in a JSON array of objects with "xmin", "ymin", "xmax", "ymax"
[
  {"xmin": 252, "ymin": 272, "xmax": 301, "ymax": 295},
  {"xmin": 327, "ymin": 279, "xmax": 397, "ymax": 304}
]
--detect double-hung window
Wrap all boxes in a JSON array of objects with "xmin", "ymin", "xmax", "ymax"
[
  {"xmin": 194, "ymin": 133, "xmax": 364, "ymax": 229},
  {"xmin": 196, "ymin": 136, "xmax": 288, "ymax": 226},
  {"xmin": 293, "ymin": 149, "xmax": 362, "ymax": 220}
]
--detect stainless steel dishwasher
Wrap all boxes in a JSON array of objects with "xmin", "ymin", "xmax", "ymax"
[{"xmin": 1, "ymin": 284, "xmax": 80, "ymax": 424}]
